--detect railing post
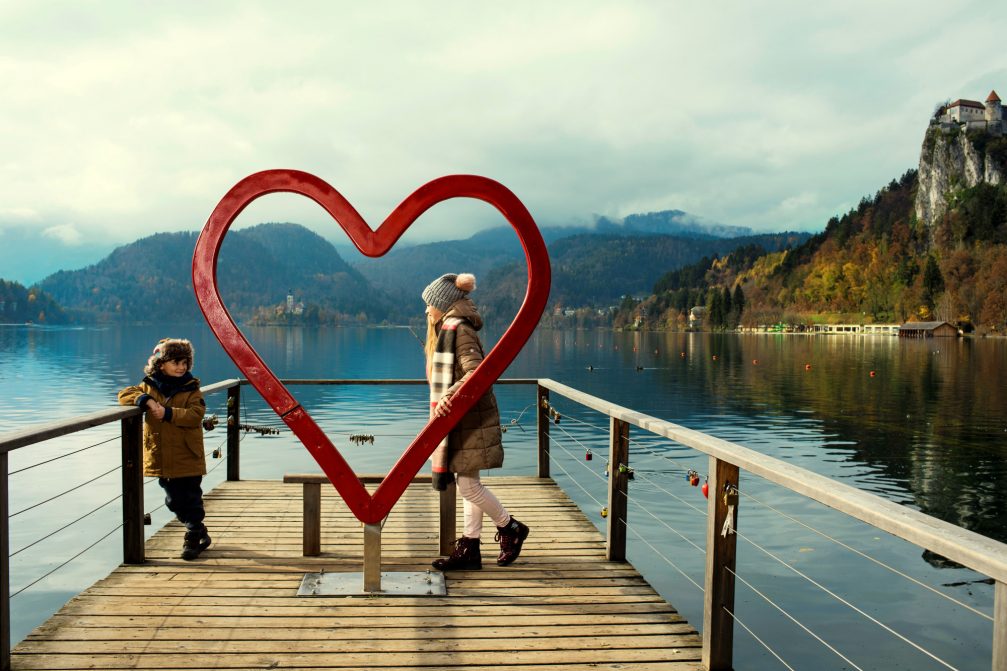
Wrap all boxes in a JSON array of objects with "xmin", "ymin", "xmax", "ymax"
[
  {"xmin": 537, "ymin": 384, "xmax": 550, "ymax": 478},
  {"xmin": 606, "ymin": 417, "xmax": 630, "ymax": 562},
  {"xmin": 702, "ymin": 457, "xmax": 739, "ymax": 670},
  {"xmin": 995, "ymin": 580, "xmax": 1006, "ymax": 671},
  {"xmin": 2, "ymin": 452, "xmax": 10, "ymax": 671},
  {"xmin": 120, "ymin": 414, "xmax": 144, "ymax": 564},
  {"xmin": 226, "ymin": 384, "xmax": 240, "ymax": 481},
  {"xmin": 439, "ymin": 483, "xmax": 457, "ymax": 556}
]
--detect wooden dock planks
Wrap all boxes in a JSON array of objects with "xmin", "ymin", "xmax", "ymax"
[{"xmin": 13, "ymin": 477, "xmax": 702, "ymax": 670}]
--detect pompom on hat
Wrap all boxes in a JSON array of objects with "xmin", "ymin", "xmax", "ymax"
[
  {"xmin": 422, "ymin": 273, "xmax": 476, "ymax": 312},
  {"xmin": 145, "ymin": 338, "xmax": 194, "ymax": 376}
]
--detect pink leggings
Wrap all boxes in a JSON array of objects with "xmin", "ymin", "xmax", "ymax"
[{"xmin": 457, "ymin": 471, "xmax": 510, "ymax": 538}]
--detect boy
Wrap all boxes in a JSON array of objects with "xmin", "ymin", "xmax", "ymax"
[{"xmin": 118, "ymin": 338, "xmax": 211, "ymax": 560}]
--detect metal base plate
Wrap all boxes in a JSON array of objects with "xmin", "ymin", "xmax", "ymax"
[{"xmin": 297, "ymin": 571, "xmax": 447, "ymax": 597}]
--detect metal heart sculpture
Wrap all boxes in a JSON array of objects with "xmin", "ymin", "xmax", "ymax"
[{"xmin": 192, "ymin": 170, "xmax": 550, "ymax": 524}]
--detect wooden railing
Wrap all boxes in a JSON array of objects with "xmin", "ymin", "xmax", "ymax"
[
  {"xmin": 0, "ymin": 378, "xmax": 242, "ymax": 671},
  {"xmin": 3, "ymin": 377, "xmax": 1007, "ymax": 671},
  {"xmin": 534, "ymin": 378, "xmax": 1007, "ymax": 671}
]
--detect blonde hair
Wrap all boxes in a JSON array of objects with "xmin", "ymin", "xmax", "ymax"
[{"xmin": 424, "ymin": 316, "xmax": 438, "ymax": 364}]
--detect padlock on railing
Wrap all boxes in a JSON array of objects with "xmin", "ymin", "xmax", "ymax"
[{"xmin": 721, "ymin": 483, "xmax": 739, "ymax": 537}]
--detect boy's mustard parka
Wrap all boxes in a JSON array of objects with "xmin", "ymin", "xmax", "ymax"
[{"xmin": 118, "ymin": 376, "xmax": 207, "ymax": 478}]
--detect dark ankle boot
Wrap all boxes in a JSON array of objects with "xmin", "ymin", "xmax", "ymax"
[
  {"xmin": 432, "ymin": 536, "xmax": 482, "ymax": 571},
  {"xmin": 494, "ymin": 517, "xmax": 530, "ymax": 566},
  {"xmin": 181, "ymin": 526, "xmax": 211, "ymax": 561}
]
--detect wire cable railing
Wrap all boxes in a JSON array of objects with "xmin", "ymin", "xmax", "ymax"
[
  {"xmin": 10, "ymin": 464, "xmax": 120, "ymax": 517},
  {"xmin": 552, "ymin": 427, "xmax": 808, "ymax": 668},
  {"xmin": 11, "ymin": 524, "xmax": 123, "ymax": 598},
  {"xmin": 8, "ymin": 435, "xmax": 119, "ymax": 475},
  {"xmin": 10, "ymin": 493, "xmax": 120, "ymax": 558},
  {"xmin": 580, "ymin": 422, "xmax": 996, "ymax": 627},
  {"xmin": 552, "ymin": 425, "xmax": 855, "ymax": 669},
  {"xmin": 540, "ymin": 389, "xmax": 995, "ymax": 671},
  {"xmin": 10, "ymin": 429, "xmax": 233, "ymax": 597}
]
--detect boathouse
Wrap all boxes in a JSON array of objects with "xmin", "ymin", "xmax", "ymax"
[{"xmin": 897, "ymin": 321, "xmax": 958, "ymax": 338}]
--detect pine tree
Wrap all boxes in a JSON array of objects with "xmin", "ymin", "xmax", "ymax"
[
  {"xmin": 732, "ymin": 284, "xmax": 746, "ymax": 326},
  {"xmin": 708, "ymin": 290, "xmax": 725, "ymax": 329}
]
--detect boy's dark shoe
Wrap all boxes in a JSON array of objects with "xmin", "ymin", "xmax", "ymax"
[
  {"xmin": 432, "ymin": 536, "xmax": 482, "ymax": 571},
  {"xmin": 495, "ymin": 517, "xmax": 530, "ymax": 566},
  {"xmin": 181, "ymin": 527, "xmax": 211, "ymax": 561}
]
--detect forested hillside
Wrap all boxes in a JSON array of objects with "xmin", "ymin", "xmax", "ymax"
[
  {"xmin": 477, "ymin": 231, "xmax": 808, "ymax": 325},
  {"xmin": 38, "ymin": 224, "xmax": 395, "ymax": 324},
  {"xmin": 0, "ymin": 280, "xmax": 67, "ymax": 324},
  {"xmin": 619, "ymin": 160, "xmax": 1007, "ymax": 332}
]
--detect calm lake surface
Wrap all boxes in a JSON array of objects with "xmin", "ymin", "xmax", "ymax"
[{"xmin": 3, "ymin": 323, "xmax": 1005, "ymax": 670}]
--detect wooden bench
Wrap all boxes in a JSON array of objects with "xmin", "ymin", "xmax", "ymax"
[{"xmin": 282, "ymin": 473, "xmax": 454, "ymax": 557}]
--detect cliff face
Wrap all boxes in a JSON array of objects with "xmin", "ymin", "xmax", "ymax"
[{"xmin": 915, "ymin": 127, "xmax": 1006, "ymax": 226}]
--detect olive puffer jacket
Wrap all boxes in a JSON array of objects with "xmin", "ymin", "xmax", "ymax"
[
  {"xmin": 440, "ymin": 298, "xmax": 504, "ymax": 474},
  {"xmin": 118, "ymin": 372, "xmax": 207, "ymax": 478}
]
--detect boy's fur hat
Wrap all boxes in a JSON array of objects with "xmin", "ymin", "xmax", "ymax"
[
  {"xmin": 145, "ymin": 338, "xmax": 194, "ymax": 375},
  {"xmin": 422, "ymin": 273, "xmax": 476, "ymax": 312}
]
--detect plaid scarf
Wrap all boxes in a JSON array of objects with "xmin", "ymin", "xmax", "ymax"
[{"xmin": 429, "ymin": 317, "xmax": 463, "ymax": 475}]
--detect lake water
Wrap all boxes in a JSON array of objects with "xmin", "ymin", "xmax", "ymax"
[{"xmin": 3, "ymin": 323, "xmax": 1005, "ymax": 670}]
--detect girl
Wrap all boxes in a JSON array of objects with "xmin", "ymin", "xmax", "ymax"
[{"xmin": 423, "ymin": 273, "xmax": 529, "ymax": 570}]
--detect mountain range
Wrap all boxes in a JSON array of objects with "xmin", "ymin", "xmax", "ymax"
[{"xmin": 14, "ymin": 211, "xmax": 805, "ymax": 325}]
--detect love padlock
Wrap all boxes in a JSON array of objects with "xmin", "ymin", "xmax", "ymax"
[{"xmin": 721, "ymin": 483, "xmax": 739, "ymax": 537}]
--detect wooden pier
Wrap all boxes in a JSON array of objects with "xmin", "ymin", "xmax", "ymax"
[{"xmin": 11, "ymin": 477, "xmax": 702, "ymax": 670}]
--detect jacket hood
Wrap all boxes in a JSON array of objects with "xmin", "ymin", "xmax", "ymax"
[{"xmin": 444, "ymin": 297, "xmax": 483, "ymax": 330}]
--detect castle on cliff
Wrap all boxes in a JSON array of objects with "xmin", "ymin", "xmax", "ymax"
[{"xmin": 932, "ymin": 89, "xmax": 1003, "ymax": 134}]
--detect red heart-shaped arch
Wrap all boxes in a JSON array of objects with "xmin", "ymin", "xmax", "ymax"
[{"xmin": 192, "ymin": 170, "xmax": 550, "ymax": 523}]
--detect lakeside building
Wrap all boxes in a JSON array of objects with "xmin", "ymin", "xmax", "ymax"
[
  {"xmin": 898, "ymin": 321, "xmax": 959, "ymax": 338},
  {"xmin": 809, "ymin": 323, "xmax": 901, "ymax": 335}
]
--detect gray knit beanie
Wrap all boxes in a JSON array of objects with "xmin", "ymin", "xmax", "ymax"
[
  {"xmin": 145, "ymin": 338, "xmax": 194, "ymax": 375},
  {"xmin": 422, "ymin": 273, "xmax": 476, "ymax": 312}
]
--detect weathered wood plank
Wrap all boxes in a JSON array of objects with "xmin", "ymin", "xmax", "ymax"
[
  {"xmin": 10, "ymin": 648, "xmax": 701, "ymax": 670},
  {"xmin": 29, "ymin": 622, "xmax": 693, "ymax": 640},
  {"xmin": 38, "ymin": 611, "xmax": 687, "ymax": 629}
]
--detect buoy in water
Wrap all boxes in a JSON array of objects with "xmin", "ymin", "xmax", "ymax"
[
  {"xmin": 869, "ymin": 370, "xmax": 876, "ymax": 377},
  {"xmin": 805, "ymin": 363, "xmax": 812, "ymax": 371}
]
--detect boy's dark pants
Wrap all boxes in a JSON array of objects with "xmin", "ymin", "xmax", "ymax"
[{"xmin": 158, "ymin": 476, "xmax": 205, "ymax": 532}]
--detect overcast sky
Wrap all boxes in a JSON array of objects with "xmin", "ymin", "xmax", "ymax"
[{"xmin": 2, "ymin": 1, "xmax": 1005, "ymax": 277}]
